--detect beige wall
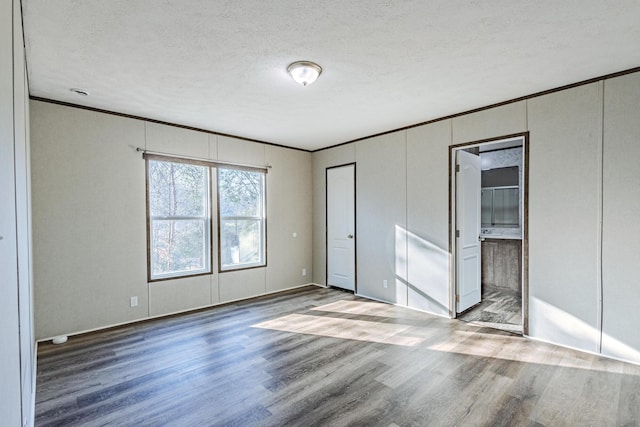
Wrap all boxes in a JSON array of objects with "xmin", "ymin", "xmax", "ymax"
[
  {"xmin": 406, "ymin": 120, "xmax": 451, "ymax": 316},
  {"xmin": 312, "ymin": 71, "xmax": 640, "ymax": 365},
  {"xmin": 602, "ymin": 72, "xmax": 640, "ymax": 363},
  {"xmin": 266, "ymin": 145, "xmax": 313, "ymax": 293},
  {"xmin": 527, "ymin": 82, "xmax": 603, "ymax": 352},
  {"xmin": 31, "ymin": 101, "xmax": 313, "ymax": 339},
  {"xmin": 356, "ymin": 132, "xmax": 407, "ymax": 304},
  {"xmin": 31, "ymin": 104, "xmax": 148, "ymax": 338}
]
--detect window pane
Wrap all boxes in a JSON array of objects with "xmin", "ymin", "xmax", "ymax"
[
  {"xmin": 149, "ymin": 161, "xmax": 208, "ymax": 217},
  {"xmin": 218, "ymin": 169, "xmax": 262, "ymax": 217},
  {"xmin": 151, "ymin": 219, "xmax": 208, "ymax": 276},
  {"xmin": 220, "ymin": 219, "xmax": 261, "ymax": 268}
]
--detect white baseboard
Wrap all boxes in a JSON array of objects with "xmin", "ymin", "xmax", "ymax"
[
  {"xmin": 354, "ymin": 291, "xmax": 452, "ymax": 320},
  {"xmin": 525, "ymin": 334, "xmax": 640, "ymax": 367},
  {"xmin": 310, "ymin": 282, "xmax": 327, "ymax": 288}
]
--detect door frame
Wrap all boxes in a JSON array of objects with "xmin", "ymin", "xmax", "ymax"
[
  {"xmin": 325, "ymin": 162, "xmax": 357, "ymax": 292},
  {"xmin": 449, "ymin": 132, "xmax": 529, "ymax": 335}
]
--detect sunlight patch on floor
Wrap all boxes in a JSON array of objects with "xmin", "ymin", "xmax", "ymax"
[
  {"xmin": 252, "ymin": 313, "xmax": 424, "ymax": 346},
  {"xmin": 311, "ymin": 300, "xmax": 398, "ymax": 318},
  {"xmin": 465, "ymin": 320, "xmax": 522, "ymax": 334},
  {"xmin": 428, "ymin": 329, "xmax": 638, "ymax": 374}
]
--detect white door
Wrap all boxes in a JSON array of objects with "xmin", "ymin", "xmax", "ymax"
[
  {"xmin": 327, "ymin": 164, "xmax": 355, "ymax": 291},
  {"xmin": 456, "ymin": 150, "xmax": 482, "ymax": 312}
]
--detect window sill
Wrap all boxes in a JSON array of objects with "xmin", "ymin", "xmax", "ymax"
[
  {"xmin": 219, "ymin": 263, "xmax": 266, "ymax": 273},
  {"xmin": 149, "ymin": 271, "xmax": 212, "ymax": 283}
]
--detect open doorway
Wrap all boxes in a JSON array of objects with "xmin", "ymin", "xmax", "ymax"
[{"xmin": 450, "ymin": 133, "xmax": 528, "ymax": 335}]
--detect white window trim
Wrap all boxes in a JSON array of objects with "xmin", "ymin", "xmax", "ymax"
[
  {"xmin": 147, "ymin": 160, "xmax": 212, "ymax": 281},
  {"xmin": 217, "ymin": 169, "xmax": 267, "ymax": 272},
  {"xmin": 144, "ymin": 153, "xmax": 269, "ymax": 280}
]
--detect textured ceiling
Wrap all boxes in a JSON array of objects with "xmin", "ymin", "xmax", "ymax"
[{"xmin": 22, "ymin": 1, "xmax": 640, "ymax": 151}]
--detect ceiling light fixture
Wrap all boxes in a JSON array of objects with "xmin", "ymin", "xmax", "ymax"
[
  {"xmin": 70, "ymin": 88, "xmax": 89, "ymax": 96},
  {"xmin": 287, "ymin": 61, "xmax": 322, "ymax": 86}
]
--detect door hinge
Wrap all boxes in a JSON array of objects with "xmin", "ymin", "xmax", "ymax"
[
  {"xmin": 455, "ymin": 230, "xmax": 460, "ymax": 238},
  {"xmin": 456, "ymin": 294, "xmax": 460, "ymax": 303},
  {"xmin": 455, "ymin": 164, "xmax": 460, "ymax": 173}
]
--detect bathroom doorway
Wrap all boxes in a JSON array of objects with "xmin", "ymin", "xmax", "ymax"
[{"xmin": 450, "ymin": 133, "xmax": 528, "ymax": 335}]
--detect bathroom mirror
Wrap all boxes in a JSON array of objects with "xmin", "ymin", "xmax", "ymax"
[{"xmin": 481, "ymin": 187, "xmax": 519, "ymax": 227}]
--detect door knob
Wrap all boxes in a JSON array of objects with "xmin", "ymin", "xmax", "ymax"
[{"xmin": 347, "ymin": 234, "xmax": 354, "ymax": 239}]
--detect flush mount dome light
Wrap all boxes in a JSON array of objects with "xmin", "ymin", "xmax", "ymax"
[{"xmin": 287, "ymin": 61, "xmax": 322, "ymax": 86}]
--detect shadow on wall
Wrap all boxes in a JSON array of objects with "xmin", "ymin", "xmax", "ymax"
[{"xmin": 395, "ymin": 225, "xmax": 450, "ymax": 316}]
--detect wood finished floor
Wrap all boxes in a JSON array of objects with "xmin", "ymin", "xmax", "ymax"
[
  {"xmin": 457, "ymin": 286, "xmax": 523, "ymax": 334},
  {"xmin": 36, "ymin": 286, "xmax": 640, "ymax": 427}
]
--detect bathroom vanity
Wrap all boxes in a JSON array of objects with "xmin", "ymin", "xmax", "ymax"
[{"xmin": 481, "ymin": 238, "xmax": 522, "ymax": 291}]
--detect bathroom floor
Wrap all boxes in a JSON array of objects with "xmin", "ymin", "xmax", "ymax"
[{"xmin": 457, "ymin": 286, "xmax": 522, "ymax": 334}]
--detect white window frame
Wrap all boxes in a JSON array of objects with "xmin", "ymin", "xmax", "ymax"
[
  {"xmin": 217, "ymin": 167, "xmax": 267, "ymax": 272},
  {"xmin": 147, "ymin": 159, "xmax": 212, "ymax": 281}
]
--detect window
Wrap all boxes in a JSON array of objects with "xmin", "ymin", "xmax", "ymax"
[
  {"xmin": 218, "ymin": 168, "xmax": 266, "ymax": 271},
  {"xmin": 147, "ymin": 160, "xmax": 211, "ymax": 280},
  {"xmin": 145, "ymin": 155, "xmax": 267, "ymax": 279}
]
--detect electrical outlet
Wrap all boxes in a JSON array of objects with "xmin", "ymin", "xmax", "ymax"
[
  {"xmin": 130, "ymin": 296, "xmax": 138, "ymax": 307},
  {"xmin": 302, "ymin": 268, "xmax": 307, "ymax": 276},
  {"xmin": 292, "ymin": 232, "xmax": 297, "ymax": 238},
  {"xmin": 383, "ymin": 279, "xmax": 388, "ymax": 288}
]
